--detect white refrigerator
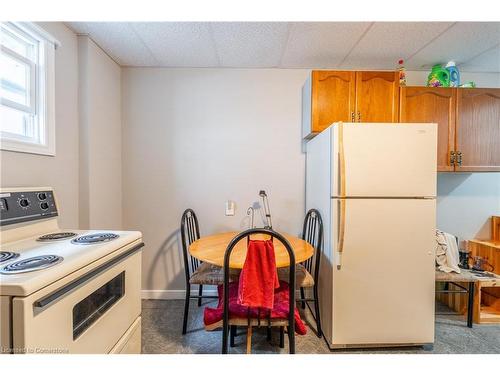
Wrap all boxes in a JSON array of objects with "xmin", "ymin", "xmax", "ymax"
[{"xmin": 305, "ymin": 122, "xmax": 437, "ymax": 349}]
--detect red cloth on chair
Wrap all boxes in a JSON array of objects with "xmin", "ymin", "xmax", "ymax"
[
  {"xmin": 203, "ymin": 282, "xmax": 307, "ymax": 335},
  {"xmin": 238, "ymin": 239, "xmax": 280, "ymax": 310}
]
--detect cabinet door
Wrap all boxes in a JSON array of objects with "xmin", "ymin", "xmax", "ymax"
[
  {"xmin": 456, "ymin": 89, "xmax": 500, "ymax": 172},
  {"xmin": 311, "ymin": 71, "xmax": 356, "ymax": 133},
  {"xmin": 400, "ymin": 87, "xmax": 456, "ymax": 172},
  {"xmin": 355, "ymin": 71, "xmax": 399, "ymax": 123}
]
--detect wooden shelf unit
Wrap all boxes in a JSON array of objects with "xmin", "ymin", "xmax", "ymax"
[{"xmin": 437, "ymin": 217, "xmax": 500, "ymax": 324}]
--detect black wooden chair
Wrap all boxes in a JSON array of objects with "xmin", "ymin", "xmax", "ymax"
[
  {"xmin": 180, "ymin": 209, "xmax": 221, "ymax": 334},
  {"xmin": 278, "ymin": 209, "xmax": 323, "ymax": 337},
  {"xmin": 221, "ymin": 228, "xmax": 296, "ymax": 354}
]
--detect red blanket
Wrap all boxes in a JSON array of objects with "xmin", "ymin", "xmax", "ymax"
[
  {"xmin": 204, "ymin": 282, "xmax": 307, "ymax": 335},
  {"xmin": 238, "ymin": 239, "xmax": 280, "ymax": 309}
]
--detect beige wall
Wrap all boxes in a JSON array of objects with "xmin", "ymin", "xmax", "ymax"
[
  {"xmin": 122, "ymin": 68, "xmax": 309, "ymax": 295},
  {"xmin": 78, "ymin": 36, "xmax": 122, "ymax": 230},
  {"xmin": 437, "ymin": 173, "xmax": 500, "ymax": 242},
  {"xmin": 0, "ymin": 23, "xmax": 79, "ymax": 229},
  {"xmin": 123, "ymin": 68, "xmax": 500, "ymax": 296}
]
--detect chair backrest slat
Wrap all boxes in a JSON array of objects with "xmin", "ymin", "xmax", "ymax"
[
  {"xmin": 301, "ymin": 209, "xmax": 323, "ymax": 280},
  {"xmin": 180, "ymin": 209, "xmax": 201, "ymax": 281}
]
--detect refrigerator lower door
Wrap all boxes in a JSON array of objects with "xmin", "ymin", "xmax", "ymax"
[{"xmin": 330, "ymin": 198, "xmax": 435, "ymax": 347}]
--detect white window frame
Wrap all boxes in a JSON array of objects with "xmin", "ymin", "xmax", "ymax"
[{"xmin": 0, "ymin": 22, "xmax": 60, "ymax": 156}]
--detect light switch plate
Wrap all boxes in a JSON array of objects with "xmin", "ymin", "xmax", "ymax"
[{"xmin": 225, "ymin": 200, "xmax": 235, "ymax": 216}]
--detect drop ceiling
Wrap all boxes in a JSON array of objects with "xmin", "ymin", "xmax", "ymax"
[{"xmin": 67, "ymin": 22, "xmax": 500, "ymax": 72}]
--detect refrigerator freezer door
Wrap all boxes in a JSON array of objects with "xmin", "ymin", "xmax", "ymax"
[
  {"xmin": 330, "ymin": 198, "xmax": 435, "ymax": 347},
  {"xmin": 331, "ymin": 123, "xmax": 437, "ymax": 198}
]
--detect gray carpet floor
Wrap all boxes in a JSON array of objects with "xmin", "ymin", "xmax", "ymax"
[{"xmin": 141, "ymin": 299, "xmax": 500, "ymax": 354}]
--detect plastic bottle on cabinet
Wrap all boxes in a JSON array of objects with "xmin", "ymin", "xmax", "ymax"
[
  {"xmin": 398, "ymin": 59, "xmax": 406, "ymax": 86},
  {"xmin": 446, "ymin": 61, "xmax": 460, "ymax": 87}
]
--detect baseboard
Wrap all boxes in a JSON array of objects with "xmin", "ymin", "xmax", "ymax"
[{"xmin": 142, "ymin": 287, "xmax": 218, "ymax": 300}]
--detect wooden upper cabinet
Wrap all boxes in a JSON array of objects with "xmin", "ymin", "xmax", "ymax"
[
  {"xmin": 399, "ymin": 87, "xmax": 456, "ymax": 172},
  {"xmin": 311, "ymin": 71, "xmax": 356, "ymax": 133},
  {"xmin": 456, "ymin": 89, "xmax": 500, "ymax": 172},
  {"xmin": 303, "ymin": 70, "xmax": 398, "ymax": 138},
  {"xmin": 355, "ymin": 71, "xmax": 399, "ymax": 123}
]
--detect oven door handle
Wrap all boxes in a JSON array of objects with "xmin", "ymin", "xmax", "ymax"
[{"xmin": 34, "ymin": 242, "xmax": 144, "ymax": 309}]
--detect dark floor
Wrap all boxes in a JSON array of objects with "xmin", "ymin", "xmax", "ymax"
[{"xmin": 141, "ymin": 299, "xmax": 500, "ymax": 354}]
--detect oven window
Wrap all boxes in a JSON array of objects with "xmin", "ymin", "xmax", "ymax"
[{"xmin": 72, "ymin": 272, "xmax": 125, "ymax": 340}]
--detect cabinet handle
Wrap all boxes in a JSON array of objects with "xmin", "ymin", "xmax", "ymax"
[
  {"xmin": 450, "ymin": 151, "xmax": 456, "ymax": 166},
  {"xmin": 456, "ymin": 151, "xmax": 463, "ymax": 167},
  {"xmin": 357, "ymin": 111, "xmax": 361, "ymax": 122},
  {"xmin": 351, "ymin": 112, "xmax": 355, "ymax": 122}
]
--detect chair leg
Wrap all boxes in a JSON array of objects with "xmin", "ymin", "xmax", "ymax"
[
  {"xmin": 313, "ymin": 286, "xmax": 322, "ymax": 337},
  {"xmin": 197, "ymin": 285, "xmax": 203, "ymax": 306},
  {"xmin": 182, "ymin": 286, "xmax": 191, "ymax": 335},
  {"xmin": 266, "ymin": 326, "xmax": 272, "ymax": 341},
  {"xmin": 288, "ymin": 326, "xmax": 295, "ymax": 354},
  {"xmin": 246, "ymin": 326, "xmax": 253, "ymax": 354},
  {"xmin": 222, "ymin": 321, "xmax": 229, "ymax": 354},
  {"xmin": 467, "ymin": 282, "xmax": 475, "ymax": 328},
  {"xmin": 279, "ymin": 327, "xmax": 285, "ymax": 348},
  {"xmin": 230, "ymin": 325, "xmax": 236, "ymax": 347},
  {"xmin": 300, "ymin": 287, "xmax": 306, "ymax": 309}
]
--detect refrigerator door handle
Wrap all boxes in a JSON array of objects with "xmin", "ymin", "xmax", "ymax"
[
  {"xmin": 338, "ymin": 122, "xmax": 346, "ymax": 197},
  {"xmin": 336, "ymin": 122, "xmax": 346, "ymax": 270},
  {"xmin": 337, "ymin": 199, "xmax": 346, "ymax": 270}
]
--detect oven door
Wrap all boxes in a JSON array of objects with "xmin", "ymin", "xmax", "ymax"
[{"xmin": 12, "ymin": 244, "xmax": 142, "ymax": 354}]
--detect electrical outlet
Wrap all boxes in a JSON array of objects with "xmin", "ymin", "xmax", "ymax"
[{"xmin": 225, "ymin": 200, "xmax": 235, "ymax": 216}]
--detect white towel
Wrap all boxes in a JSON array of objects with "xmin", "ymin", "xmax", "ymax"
[{"xmin": 435, "ymin": 230, "xmax": 461, "ymax": 273}]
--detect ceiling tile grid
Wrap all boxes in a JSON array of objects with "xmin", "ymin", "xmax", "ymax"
[
  {"xmin": 406, "ymin": 22, "xmax": 500, "ymax": 71},
  {"xmin": 460, "ymin": 44, "xmax": 500, "ymax": 72},
  {"xmin": 210, "ymin": 22, "xmax": 289, "ymax": 67},
  {"xmin": 130, "ymin": 22, "xmax": 220, "ymax": 67},
  {"xmin": 66, "ymin": 22, "xmax": 500, "ymax": 72},
  {"xmin": 281, "ymin": 22, "xmax": 372, "ymax": 68},
  {"xmin": 69, "ymin": 22, "xmax": 158, "ymax": 66},
  {"xmin": 341, "ymin": 22, "xmax": 454, "ymax": 70}
]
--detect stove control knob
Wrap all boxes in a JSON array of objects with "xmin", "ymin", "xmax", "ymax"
[
  {"xmin": 40, "ymin": 202, "xmax": 49, "ymax": 210},
  {"xmin": 38, "ymin": 192, "xmax": 47, "ymax": 200},
  {"xmin": 19, "ymin": 198, "xmax": 30, "ymax": 208}
]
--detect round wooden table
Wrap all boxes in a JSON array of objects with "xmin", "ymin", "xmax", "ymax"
[{"xmin": 189, "ymin": 231, "xmax": 314, "ymax": 269}]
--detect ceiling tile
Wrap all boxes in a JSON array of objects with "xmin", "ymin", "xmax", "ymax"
[
  {"xmin": 67, "ymin": 22, "xmax": 157, "ymax": 66},
  {"xmin": 407, "ymin": 22, "xmax": 500, "ymax": 70},
  {"xmin": 341, "ymin": 22, "xmax": 453, "ymax": 70},
  {"xmin": 210, "ymin": 22, "xmax": 289, "ymax": 67},
  {"xmin": 130, "ymin": 22, "xmax": 219, "ymax": 67},
  {"xmin": 67, "ymin": 22, "xmax": 89, "ymax": 34},
  {"xmin": 282, "ymin": 22, "xmax": 371, "ymax": 68},
  {"xmin": 65, "ymin": 22, "xmax": 500, "ymax": 72},
  {"xmin": 459, "ymin": 44, "xmax": 500, "ymax": 72}
]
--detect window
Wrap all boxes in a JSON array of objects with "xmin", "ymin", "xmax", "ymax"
[
  {"xmin": 0, "ymin": 23, "xmax": 59, "ymax": 155},
  {"xmin": 73, "ymin": 272, "xmax": 125, "ymax": 340}
]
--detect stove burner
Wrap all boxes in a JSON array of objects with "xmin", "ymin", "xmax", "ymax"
[
  {"xmin": 37, "ymin": 232, "xmax": 77, "ymax": 242},
  {"xmin": 0, "ymin": 251, "xmax": 20, "ymax": 264},
  {"xmin": 0, "ymin": 255, "xmax": 63, "ymax": 274},
  {"xmin": 71, "ymin": 233, "xmax": 119, "ymax": 245}
]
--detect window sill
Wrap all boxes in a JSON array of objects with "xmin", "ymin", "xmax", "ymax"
[{"xmin": 1, "ymin": 138, "xmax": 55, "ymax": 156}]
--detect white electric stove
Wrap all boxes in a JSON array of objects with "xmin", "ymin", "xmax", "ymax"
[{"xmin": 0, "ymin": 187, "xmax": 144, "ymax": 354}]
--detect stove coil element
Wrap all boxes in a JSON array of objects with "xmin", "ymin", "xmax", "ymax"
[
  {"xmin": 71, "ymin": 233, "xmax": 119, "ymax": 245},
  {"xmin": 37, "ymin": 232, "xmax": 78, "ymax": 242},
  {"xmin": 0, "ymin": 251, "xmax": 20, "ymax": 264},
  {"xmin": 0, "ymin": 255, "xmax": 63, "ymax": 274}
]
